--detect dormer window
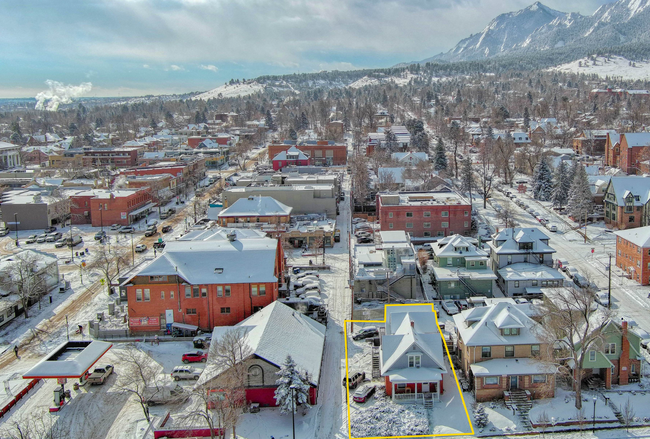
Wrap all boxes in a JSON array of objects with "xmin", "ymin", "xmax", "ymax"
[
  {"xmin": 408, "ymin": 354, "xmax": 421, "ymax": 368},
  {"xmin": 501, "ymin": 328, "xmax": 520, "ymax": 336}
]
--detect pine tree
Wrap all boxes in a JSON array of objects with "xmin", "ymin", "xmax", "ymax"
[
  {"xmin": 566, "ymin": 165, "xmax": 593, "ymax": 221},
  {"xmin": 532, "ymin": 157, "xmax": 553, "ymax": 201},
  {"xmin": 460, "ymin": 156, "xmax": 473, "ymax": 200},
  {"xmin": 551, "ymin": 160, "xmax": 571, "ymax": 209},
  {"xmin": 384, "ymin": 128, "xmax": 398, "ymax": 152},
  {"xmin": 434, "ymin": 138, "xmax": 448, "ymax": 172},
  {"xmin": 412, "ymin": 131, "xmax": 429, "ymax": 152},
  {"xmin": 289, "ymin": 128, "xmax": 298, "ymax": 140},
  {"xmin": 265, "ymin": 110, "xmax": 276, "ymax": 131},
  {"xmin": 274, "ymin": 355, "xmax": 311, "ymax": 415},
  {"xmin": 474, "ymin": 403, "xmax": 488, "ymax": 428},
  {"xmin": 300, "ymin": 112, "xmax": 309, "ymax": 130},
  {"xmin": 523, "ymin": 107, "xmax": 530, "ymax": 130}
]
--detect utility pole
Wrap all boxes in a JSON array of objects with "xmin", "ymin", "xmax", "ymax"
[
  {"xmin": 608, "ymin": 253, "xmax": 612, "ymax": 309},
  {"xmin": 131, "ymin": 232, "xmax": 134, "ymax": 265},
  {"xmin": 584, "ymin": 210, "xmax": 588, "ymax": 244}
]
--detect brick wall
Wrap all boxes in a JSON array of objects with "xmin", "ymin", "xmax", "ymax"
[
  {"xmin": 267, "ymin": 143, "xmax": 347, "ymax": 166},
  {"xmin": 377, "ymin": 198, "xmax": 471, "ymax": 238},
  {"xmin": 616, "ymin": 236, "xmax": 650, "ymax": 285}
]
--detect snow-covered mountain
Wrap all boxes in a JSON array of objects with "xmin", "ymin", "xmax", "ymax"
[{"xmin": 428, "ymin": 0, "xmax": 650, "ymax": 62}]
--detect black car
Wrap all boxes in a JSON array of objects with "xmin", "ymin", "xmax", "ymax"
[
  {"xmin": 353, "ymin": 328, "xmax": 379, "ymax": 341},
  {"xmin": 44, "ymin": 226, "xmax": 57, "ymax": 233},
  {"xmin": 153, "ymin": 241, "xmax": 166, "ymax": 249},
  {"xmin": 357, "ymin": 237, "xmax": 373, "ymax": 244},
  {"xmin": 162, "ymin": 225, "xmax": 172, "ymax": 233},
  {"xmin": 144, "ymin": 229, "xmax": 157, "ymax": 237}
]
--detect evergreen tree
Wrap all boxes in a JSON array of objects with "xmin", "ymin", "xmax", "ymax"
[
  {"xmin": 412, "ymin": 131, "xmax": 429, "ymax": 152},
  {"xmin": 532, "ymin": 157, "xmax": 553, "ymax": 201},
  {"xmin": 551, "ymin": 160, "xmax": 571, "ymax": 209},
  {"xmin": 434, "ymin": 138, "xmax": 448, "ymax": 172},
  {"xmin": 265, "ymin": 110, "xmax": 276, "ymax": 131},
  {"xmin": 9, "ymin": 132, "xmax": 22, "ymax": 145},
  {"xmin": 474, "ymin": 403, "xmax": 488, "ymax": 428},
  {"xmin": 150, "ymin": 118, "xmax": 157, "ymax": 130},
  {"xmin": 566, "ymin": 165, "xmax": 593, "ymax": 220},
  {"xmin": 384, "ymin": 128, "xmax": 398, "ymax": 152},
  {"xmin": 289, "ymin": 128, "xmax": 298, "ymax": 141},
  {"xmin": 300, "ymin": 112, "xmax": 309, "ymax": 130},
  {"xmin": 460, "ymin": 156, "xmax": 473, "ymax": 200},
  {"xmin": 274, "ymin": 355, "xmax": 311, "ymax": 415},
  {"xmin": 523, "ymin": 107, "xmax": 530, "ymax": 130}
]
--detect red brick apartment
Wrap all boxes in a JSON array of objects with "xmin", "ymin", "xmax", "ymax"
[
  {"xmin": 614, "ymin": 226, "xmax": 650, "ymax": 285},
  {"xmin": 68, "ymin": 188, "xmax": 154, "ymax": 227},
  {"xmin": 376, "ymin": 191, "xmax": 471, "ymax": 239},
  {"xmin": 122, "ymin": 229, "xmax": 285, "ymax": 332},
  {"xmin": 605, "ymin": 133, "xmax": 650, "ymax": 174},
  {"xmin": 82, "ymin": 147, "xmax": 142, "ymax": 167},
  {"xmin": 267, "ymin": 141, "xmax": 347, "ymax": 166},
  {"xmin": 187, "ymin": 135, "xmax": 234, "ymax": 148}
]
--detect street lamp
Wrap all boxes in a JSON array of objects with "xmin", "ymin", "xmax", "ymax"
[
  {"xmin": 592, "ymin": 395, "xmax": 597, "ymax": 432},
  {"xmin": 98, "ymin": 205, "xmax": 104, "ymax": 235},
  {"xmin": 290, "ymin": 384, "xmax": 297, "ymax": 439},
  {"xmin": 13, "ymin": 213, "xmax": 18, "ymax": 246}
]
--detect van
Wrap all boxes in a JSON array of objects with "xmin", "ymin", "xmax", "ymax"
[{"xmin": 66, "ymin": 235, "xmax": 83, "ymax": 247}]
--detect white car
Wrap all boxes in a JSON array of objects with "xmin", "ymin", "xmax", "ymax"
[
  {"xmin": 441, "ymin": 300, "xmax": 460, "ymax": 315},
  {"xmin": 135, "ymin": 244, "xmax": 148, "ymax": 253},
  {"xmin": 170, "ymin": 366, "xmax": 201, "ymax": 381},
  {"xmin": 547, "ymin": 224, "xmax": 558, "ymax": 232},
  {"xmin": 295, "ymin": 284, "xmax": 320, "ymax": 295},
  {"xmin": 294, "ymin": 271, "xmax": 319, "ymax": 280},
  {"xmin": 595, "ymin": 292, "xmax": 610, "ymax": 307},
  {"xmin": 566, "ymin": 267, "xmax": 579, "ymax": 279},
  {"xmin": 293, "ymin": 277, "xmax": 320, "ymax": 288}
]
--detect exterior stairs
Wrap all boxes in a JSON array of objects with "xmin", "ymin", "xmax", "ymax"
[
  {"xmin": 505, "ymin": 389, "xmax": 533, "ymax": 429},
  {"xmin": 371, "ymin": 347, "xmax": 380, "ymax": 379},
  {"xmin": 424, "ymin": 393, "xmax": 433, "ymax": 409}
]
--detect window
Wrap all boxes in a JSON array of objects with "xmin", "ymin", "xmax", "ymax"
[
  {"xmin": 437, "ymin": 231, "xmax": 444, "ymax": 237},
  {"xmin": 217, "ymin": 286, "xmax": 223, "ymax": 297},
  {"xmin": 505, "ymin": 346, "xmax": 514, "ymax": 357},
  {"xmin": 464, "ymin": 211, "xmax": 469, "ymax": 216},
  {"xmin": 389, "ymin": 223, "xmax": 393, "ymax": 229},
  {"xmin": 161, "ymin": 291, "xmax": 165, "ymax": 300},
  {"xmin": 629, "ymin": 216, "xmax": 635, "ymax": 223},
  {"xmin": 507, "ymin": 255, "xmax": 512, "ymax": 264},
  {"xmin": 441, "ymin": 222, "xmax": 449, "ymax": 228},
  {"xmin": 220, "ymin": 307, "xmax": 231, "ymax": 314},
  {"xmin": 149, "ymin": 275, "xmax": 168, "ymax": 282},
  {"xmin": 464, "ymin": 221, "xmax": 469, "ymax": 227},
  {"xmin": 259, "ymin": 285, "xmax": 266, "ymax": 296},
  {"xmin": 251, "ymin": 285, "xmax": 258, "ymax": 296},
  {"xmin": 482, "ymin": 347, "xmax": 491, "ymax": 358},
  {"xmin": 470, "ymin": 261, "xmax": 475, "ymax": 267},
  {"xmin": 136, "ymin": 289, "xmax": 143, "ymax": 302},
  {"xmin": 532, "ymin": 280, "xmax": 538, "ymax": 286},
  {"xmin": 389, "ymin": 212, "xmax": 393, "ymax": 218},
  {"xmin": 532, "ymin": 375, "xmax": 547, "ymax": 383},
  {"xmin": 514, "ymin": 281, "xmax": 520, "ymax": 288},
  {"xmin": 484, "ymin": 377, "xmax": 499, "ymax": 385},
  {"xmin": 201, "ymin": 288, "xmax": 207, "ymax": 297},
  {"xmin": 406, "ymin": 212, "xmax": 413, "ymax": 218},
  {"xmin": 449, "ymin": 281, "xmax": 456, "ymax": 288},
  {"xmin": 408, "ymin": 355, "xmax": 421, "ymax": 368},
  {"xmin": 423, "ymin": 231, "xmax": 431, "ymax": 237},
  {"xmin": 442, "ymin": 211, "xmax": 449, "ymax": 217},
  {"xmin": 170, "ymin": 290, "xmax": 174, "ymax": 299},
  {"xmin": 406, "ymin": 223, "xmax": 413, "ymax": 228},
  {"xmin": 397, "ymin": 383, "xmax": 406, "ymax": 390},
  {"xmin": 605, "ymin": 343, "xmax": 616, "ymax": 355},
  {"xmin": 225, "ymin": 286, "xmax": 231, "ymax": 297},
  {"xmin": 589, "ymin": 350, "xmax": 596, "ymax": 362},
  {"xmin": 423, "ymin": 222, "xmax": 431, "ymax": 228},
  {"xmin": 186, "ymin": 308, "xmax": 197, "ymax": 315},
  {"xmin": 531, "ymin": 345, "xmax": 540, "ymax": 357},
  {"xmin": 193, "ymin": 286, "xmax": 200, "ymax": 298},
  {"xmin": 423, "ymin": 211, "xmax": 431, "ymax": 217},
  {"xmin": 185, "ymin": 286, "xmax": 191, "ymax": 298}
]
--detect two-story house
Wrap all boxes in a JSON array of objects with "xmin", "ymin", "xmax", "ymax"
[
  {"xmin": 430, "ymin": 235, "xmax": 497, "ymax": 299},
  {"xmin": 453, "ymin": 302, "xmax": 556, "ymax": 402},
  {"xmin": 486, "ymin": 228, "xmax": 555, "ymax": 271},
  {"xmin": 614, "ymin": 226, "xmax": 650, "ymax": 284},
  {"xmin": 603, "ymin": 177, "xmax": 650, "ymax": 230},
  {"xmin": 380, "ymin": 305, "xmax": 447, "ymax": 405}
]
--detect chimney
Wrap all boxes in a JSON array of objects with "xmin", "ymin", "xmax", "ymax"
[
  {"xmin": 410, "ymin": 321, "xmax": 414, "ymax": 328},
  {"xmin": 620, "ymin": 321, "xmax": 630, "ymax": 385},
  {"xmin": 227, "ymin": 231, "xmax": 237, "ymax": 242}
]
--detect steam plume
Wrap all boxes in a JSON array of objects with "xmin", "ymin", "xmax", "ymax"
[{"xmin": 35, "ymin": 80, "xmax": 92, "ymax": 111}]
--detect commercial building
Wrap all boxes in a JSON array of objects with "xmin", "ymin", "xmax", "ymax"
[
  {"xmin": 267, "ymin": 141, "xmax": 347, "ymax": 166},
  {"xmin": 271, "ymin": 146, "xmax": 310, "ymax": 171},
  {"xmin": 614, "ymin": 226, "xmax": 650, "ymax": 284},
  {"xmin": 376, "ymin": 191, "xmax": 471, "ymax": 240},
  {"xmin": 217, "ymin": 196, "xmax": 292, "ymax": 227},
  {"xmin": 605, "ymin": 133, "xmax": 650, "ymax": 174},
  {"xmin": 68, "ymin": 188, "xmax": 154, "ymax": 227},
  {"xmin": 0, "ymin": 142, "xmax": 22, "ymax": 168},
  {"xmin": 0, "ymin": 189, "xmax": 70, "ymax": 230},
  {"xmin": 223, "ymin": 185, "xmax": 337, "ymax": 218}
]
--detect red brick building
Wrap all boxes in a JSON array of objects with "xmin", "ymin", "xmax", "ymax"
[
  {"xmin": 122, "ymin": 229, "xmax": 285, "ymax": 332},
  {"xmin": 271, "ymin": 146, "xmax": 310, "ymax": 171},
  {"xmin": 187, "ymin": 135, "xmax": 234, "ymax": 148},
  {"xmin": 376, "ymin": 191, "xmax": 471, "ymax": 239},
  {"xmin": 605, "ymin": 133, "xmax": 650, "ymax": 174},
  {"xmin": 267, "ymin": 141, "xmax": 347, "ymax": 166},
  {"xmin": 614, "ymin": 226, "xmax": 650, "ymax": 284},
  {"xmin": 82, "ymin": 147, "xmax": 142, "ymax": 168},
  {"xmin": 68, "ymin": 188, "xmax": 154, "ymax": 227},
  {"xmin": 603, "ymin": 177, "xmax": 650, "ymax": 230}
]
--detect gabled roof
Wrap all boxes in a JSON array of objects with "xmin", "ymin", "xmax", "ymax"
[
  {"xmin": 622, "ymin": 133, "xmax": 650, "ymax": 148},
  {"xmin": 432, "ymin": 234, "xmax": 487, "ymax": 258},
  {"xmin": 614, "ymin": 226, "xmax": 650, "ymax": 248},
  {"xmin": 498, "ymin": 263, "xmax": 565, "ymax": 281},
  {"xmin": 272, "ymin": 146, "xmax": 309, "ymax": 161},
  {"xmin": 200, "ymin": 301, "xmax": 325, "ymax": 386},
  {"xmin": 607, "ymin": 177, "xmax": 650, "ymax": 206},
  {"xmin": 489, "ymin": 228, "xmax": 555, "ymax": 255},
  {"xmin": 391, "ymin": 152, "xmax": 428, "ymax": 164},
  {"xmin": 452, "ymin": 302, "xmax": 543, "ymax": 347},
  {"xmin": 218, "ymin": 196, "xmax": 292, "ymax": 217}
]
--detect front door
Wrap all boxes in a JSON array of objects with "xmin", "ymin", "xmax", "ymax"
[
  {"xmin": 422, "ymin": 383, "xmax": 430, "ymax": 393},
  {"xmin": 510, "ymin": 376, "xmax": 518, "ymax": 390}
]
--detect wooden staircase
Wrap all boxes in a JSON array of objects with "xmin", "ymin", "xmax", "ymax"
[
  {"xmin": 371, "ymin": 347, "xmax": 380, "ymax": 379},
  {"xmin": 424, "ymin": 393, "xmax": 433, "ymax": 409}
]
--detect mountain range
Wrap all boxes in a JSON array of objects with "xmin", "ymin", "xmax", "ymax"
[{"xmin": 422, "ymin": 0, "xmax": 650, "ymax": 63}]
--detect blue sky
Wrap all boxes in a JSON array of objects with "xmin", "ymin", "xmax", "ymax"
[{"xmin": 0, "ymin": 0, "xmax": 613, "ymax": 98}]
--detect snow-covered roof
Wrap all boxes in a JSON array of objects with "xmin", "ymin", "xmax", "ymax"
[
  {"xmin": 607, "ymin": 176, "xmax": 650, "ymax": 206},
  {"xmin": 218, "ymin": 196, "xmax": 292, "ymax": 218},
  {"xmin": 470, "ymin": 358, "xmax": 556, "ymax": 376},
  {"xmin": 498, "ymin": 263, "xmax": 564, "ymax": 281},
  {"xmin": 379, "ymin": 231, "xmax": 410, "ymax": 244},
  {"xmin": 391, "ymin": 152, "xmax": 428, "ymax": 164},
  {"xmin": 614, "ymin": 226, "xmax": 650, "ymax": 248},
  {"xmin": 432, "ymin": 234, "xmax": 487, "ymax": 258},
  {"xmin": 22, "ymin": 341, "xmax": 113, "ymax": 379},
  {"xmin": 622, "ymin": 133, "xmax": 650, "ymax": 148},
  {"xmin": 488, "ymin": 228, "xmax": 555, "ymax": 255},
  {"xmin": 453, "ymin": 301, "xmax": 544, "ymax": 347},
  {"xmin": 200, "ymin": 301, "xmax": 325, "ymax": 386},
  {"xmin": 272, "ymin": 146, "xmax": 309, "ymax": 161}
]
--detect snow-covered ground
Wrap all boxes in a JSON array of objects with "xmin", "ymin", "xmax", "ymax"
[
  {"xmin": 549, "ymin": 56, "xmax": 650, "ymax": 81},
  {"xmin": 192, "ymin": 82, "xmax": 265, "ymax": 100}
]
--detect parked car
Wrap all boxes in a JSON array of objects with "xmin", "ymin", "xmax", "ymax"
[
  {"xmin": 182, "ymin": 351, "xmax": 208, "ymax": 363},
  {"xmin": 547, "ymin": 225, "xmax": 558, "ymax": 232},
  {"xmin": 144, "ymin": 229, "xmax": 157, "ymax": 237},
  {"xmin": 0, "ymin": 227, "xmax": 9, "ymax": 237},
  {"xmin": 55, "ymin": 238, "xmax": 67, "ymax": 248},
  {"xmin": 454, "ymin": 299, "xmax": 469, "ymax": 310},
  {"xmin": 171, "ymin": 366, "xmax": 201, "ymax": 381},
  {"xmin": 294, "ymin": 271, "xmax": 319, "ymax": 280},
  {"xmin": 67, "ymin": 235, "xmax": 83, "ymax": 247},
  {"xmin": 147, "ymin": 220, "xmax": 158, "ymax": 227},
  {"xmin": 135, "ymin": 244, "xmax": 147, "ymax": 253},
  {"xmin": 357, "ymin": 237, "xmax": 374, "ymax": 244},
  {"xmin": 595, "ymin": 292, "xmax": 610, "ymax": 307},
  {"xmin": 87, "ymin": 365, "xmax": 114, "ymax": 385},
  {"xmin": 36, "ymin": 233, "xmax": 48, "ymax": 243},
  {"xmin": 119, "ymin": 226, "xmax": 135, "ymax": 233},
  {"xmin": 110, "ymin": 224, "xmax": 121, "ymax": 231},
  {"xmin": 44, "ymin": 226, "xmax": 57, "ymax": 233},
  {"xmin": 162, "ymin": 225, "xmax": 173, "ymax": 233},
  {"xmin": 441, "ymin": 300, "xmax": 460, "ymax": 315},
  {"xmin": 566, "ymin": 267, "xmax": 579, "ymax": 279},
  {"xmin": 144, "ymin": 383, "xmax": 189, "ymax": 406},
  {"xmin": 26, "ymin": 234, "xmax": 38, "ymax": 244},
  {"xmin": 342, "ymin": 371, "xmax": 366, "ymax": 389},
  {"xmin": 46, "ymin": 232, "xmax": 62, "ymax": 242},
  {"xmin": 293, "ymin": 277, "xmax": 320, "ymax": 288},
  {"xmin": 573, "ymin": 273, "xmax": 588, "ymax": 288},
  {"xmin": 94, "ymin": 230, "xmax": 107, "ymax": 240},
  {"xmin": 193, "ymin": 335, "xmax": 212, "ymax": 349},
  {"xmin": 153, "ymin": 241, "xmax": 166, "ymax": 249},
  {"xmin": 353, "ymin": 384, "xmax": 376, "ymax": 403},
  {"xmin": 295, "ymin": 284, "xmax": 320, "ymax": 295},
  {"xmin": 352, "ymin": 327, "xmax": 379, "ymax": 341}
]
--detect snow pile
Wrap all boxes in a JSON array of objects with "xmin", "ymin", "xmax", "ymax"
[
  {"xmin": 549, "ymin": 56, "xmax": 650, "ymax": 81},
  {"xmin": 350, "ymin": 388, "xmax": 429, "ymax": 437},
  {"xmin": 193, "ymin": 82, "xmax": 265, "ymax": 100}
]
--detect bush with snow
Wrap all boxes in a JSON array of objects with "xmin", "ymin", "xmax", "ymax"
[{"xmin": 350, "ymin": 388, "xmax": 429, "ymax": 437}]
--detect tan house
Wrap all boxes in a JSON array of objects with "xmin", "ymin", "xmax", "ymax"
[{"xmin": 453, "ymin": 301, "xmax": 556, "ymax": 402}]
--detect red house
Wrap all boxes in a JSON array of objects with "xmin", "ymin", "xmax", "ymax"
[
  {"xmin": 376, "ymin": 191, "xmax": 471, "ymax": 239},
  {"xmin": 122, "ymin": 228, "xmax": 285, "ymax": 332},
  {"xmin": 271, "ymin": 146, "xmax": 310, "ymax": 170},
  {"xmin": 197, "ymin": 301, "xmax": 325, "ymax": 407},
  {"xmin": 68, "ymin": 188, "xmax": 154, "ymax": 227}
]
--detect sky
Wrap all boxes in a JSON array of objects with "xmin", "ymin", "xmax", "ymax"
[{"xmin": 0, "ymin": 0, "xmax": 615, "ymax": 99}]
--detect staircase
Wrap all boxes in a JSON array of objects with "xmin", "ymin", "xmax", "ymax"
[
  {"xmin": 607, "ymin": 398, "xmax": 625, "ymax": 424},
  {"xmin": 389, "ymin": 273, "xmax": 406, "ymax": 286},
  {"xmin": 371, "ymin": 347, "xmax": 380, "ymax": 379},
  {"xmin": 505, "ymin": 389, "xmax": 533, "ymax": 429},
  {"xmin": 456, "ymin": 272, "xmax": 479, "ymax": 296},
  {"xmin": 424, "ymin": 393, "xmax": 433, "ymax": 409}
]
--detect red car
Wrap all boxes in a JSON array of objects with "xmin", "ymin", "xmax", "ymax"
[
  {"xmin": 182, "ymin": 351, "xmax": 207, "ymax": 363},
  {"xmin": 353, "ymin": 384, "xmax": 376, "ymax": 403}
]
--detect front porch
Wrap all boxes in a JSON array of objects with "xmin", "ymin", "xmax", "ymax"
[{"xmin": 390, "ymin": 380, "xmax": 441, "ymax": 405}]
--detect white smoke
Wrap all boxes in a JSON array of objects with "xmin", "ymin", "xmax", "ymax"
[{"xmin": 35, "ymin": 80, "xmax": 92, "ymax": 111}]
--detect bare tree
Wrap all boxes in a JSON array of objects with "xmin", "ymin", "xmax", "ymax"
[
  {"xmin": 493, "ymin": 136, "xmax": 516, "ymax": 186},
  {"xmin": 0, "ymin": 412, "xmax": 70, "ymax": 439},
  {"xmin": 535, "ymin": 285, "xmax": 613, "ymax": 410},
  {"xmin": 377, "ymin": 169, "xmax": 398, "ymax": 192},
  {"xmin": 231, "ymin": 139, "xmax": 254, "ymax": 171},
  {"xmin": 0, "ymin": 252, "xmax": 47, "ymax": 319},
  {"xmin": 535, "ymin": 410, "xmax": 550, "ymax": 437},
  {"xmin": 349, "ymin": 154, "xmax": 370, "ymax": 211},
  {"xmin": 448, "ymin": 123, "xmax": 462, "ymax": 178},
  {"xmin": 496, "ymin": 202, "xmax": 517, "ymax": 229},
  {"xmin": 368, "ymin": 148, "xmax": 393, "ymax": 177},
  {"xmin": 477, "ymin": 140, "xmax": 495, "ymax": 209},
  {"xmin": 87, "ymin": 244, "xmax": 129, "ymax": 295},
  {"xmin": 622, "ymin": 397, "xmax": 635, "ymax": 432}
]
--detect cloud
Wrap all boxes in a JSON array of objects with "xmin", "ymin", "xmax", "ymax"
[
  {"xmin": 168, "ymin": 64, "xmax": 185, "ymax": 71},
  {"xmin": 35, "ymin": 80, "xmax": 92, "ymax": 111},
  {"xmin": 200, "ymin": 64, "xmax": 218, "ymax": 72},
  {"xmin": 142, "ymin": 64, "xmax": 150, "ymax": 69}
]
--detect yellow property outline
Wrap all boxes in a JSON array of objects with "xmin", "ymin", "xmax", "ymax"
[{"xmin": 344, "ymin": 303, "xmax": 475, "ymax": 439}]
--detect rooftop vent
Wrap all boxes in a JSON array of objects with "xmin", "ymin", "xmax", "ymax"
[
  {"xmin": 214, "ymin": 268, "xmax": 223, "ymax": 274},
  {"xmin": 227, "ymin": 231, "xmax": 237, "ymax": 242}
]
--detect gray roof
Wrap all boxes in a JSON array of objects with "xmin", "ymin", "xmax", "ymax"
[
  {"xmin": 607, "ymin": 176, "xmax": 650, "ymax": 206},
  {"xmin": 218, "ymin": 196, "xmax": 292, "ymax": 217}
]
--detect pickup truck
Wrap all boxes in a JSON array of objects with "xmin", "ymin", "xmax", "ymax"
[
  {"xmin": 342, "ymin": 371, "xmax": 366, "ymax": 389},
  {"xmin": 87, "ymin": 364, "xmax": 114, "ymax": 385}
]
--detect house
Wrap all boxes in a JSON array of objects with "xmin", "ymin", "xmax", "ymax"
[
  {"xmin": 197, "ymin": 301, "xmax": 325, "ymax": 406},
  {"xmin": 575, "ymin": 320, "xmax": 642, "ymax": 388},
  {"xmin": 391, "ymin": 152, "xmax": 428, "ymax": 166},
  {"xmin": 497, "ymin": 263, "xmax": 565, "ymax": 297},
  {"xmin": 605, "ymin": 133, "xmax": 650, "ymax": 174},
  {"xmin": 486, "ymin": 228, "xmax": 555, "ymax": 271},
  {"xmin": 267, "ymin": 141, "xmax": 347, "ymax": 166},
  {"xmin": 430, "ymin": 235, "xmax": 497, "ymax": 299},
  {"xmin": 68, "ymin": 188, "xmax": 154, "ymax": 227},
  {"xmin": 614, "ymin": 226, "xmax": 650, "ymax": 284},
  {"xmin": 572, "ymin": 130, "xmax": 616, "ymax": 156},
  {"xmin": 121, "ymin": 228, "xmax": 285, "ymax": 332},
  {"xmin": 217, "ymin": 196, "xmax": 292, "ymax": 227},
  {"xmin": 376, "ymin": 191, "xmax": 471, "ymax": 240},
  {"xmin": 603, "ymin": 177, "xmax": 650, "ymax": 230},
  {"xmin": 271, "ymin": 146, "xmax": 310, "ymax": 171},
  {"xmin": 453, "ymin": 302, "xmax": 556, "ymax": 402},
  {"xmin": 381, "ymin": 305, "xmax": 446, "ymax": 404}
]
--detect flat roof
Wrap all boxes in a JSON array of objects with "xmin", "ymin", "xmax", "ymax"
[{"xmin": 22, "ymin": 341, "xmax": 113, "ymax": 379}]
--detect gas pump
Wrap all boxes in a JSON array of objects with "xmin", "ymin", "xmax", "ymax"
[{"xmin": 53, "ymin": 386, "xmax": 65, "ymax": 407}]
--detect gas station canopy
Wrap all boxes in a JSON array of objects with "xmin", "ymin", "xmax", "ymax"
[{"xmin": 22, "ymin": 340, "xmax": 113, "ymax": 380}]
